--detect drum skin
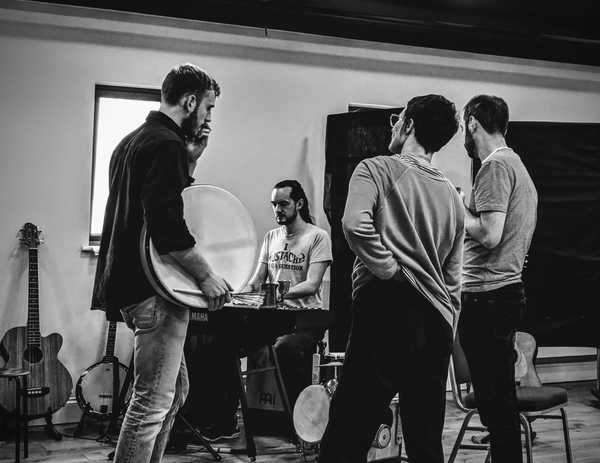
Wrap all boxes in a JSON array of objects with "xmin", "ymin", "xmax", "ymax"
[
  {"xmin": 141, "ymin": 185, "xmax": 258, "ymax": 309},
  {"xmin": 293, "ymin": 384, "xmax": 332, "ymax": 443}
]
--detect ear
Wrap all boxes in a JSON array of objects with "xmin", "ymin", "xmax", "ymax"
[
  {"xmin": 467, "ymin": 115, "xmax": 477, "ymax": 132},
  {"xmin": 296, "ymin": 197, "xmax": 304, "ymax": 211},
  {"xmin": 181, "ymin": 93, "xmax": 197, "ymax": 114},
  {"xmin": 404, "ymin": 117, "xmax": 414, "ymax": 134}
]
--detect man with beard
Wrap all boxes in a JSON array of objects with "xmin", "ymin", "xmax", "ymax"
[
  {"xmin": 459, "ymin": 95, "xmax": 537, "ymax": 463},
  {"xmin": 319, "ymin": 94, "xmax": 464, "ymax": 463},
  {"xmin": 246, "ymin": 179, "xmax": 332, "ymax": 402},
  {"xmin": 179, "ymin": 180, "xmax": 332, "ymax": 444},
  {"xmin": 91, "ymin": 63, "xmax": 231, "ymax": 463}
]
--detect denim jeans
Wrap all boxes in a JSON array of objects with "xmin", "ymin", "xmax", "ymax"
[
  {"xmin": 114, "ymin": 296, "xmax": 189, "ymax": 463},
  {"xmin": 459, "ymin": 283, "xmax": 525, "ymax": 463},
  {"xmin": 319, "ymin": 279, "xmax": 453, "ymax": 463}
]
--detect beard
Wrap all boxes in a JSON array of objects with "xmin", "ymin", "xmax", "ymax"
[
  {"xmin": 181, "ymin": 105, "xmax": 201, "ymax": 139},
  {"xmin": 388, "ymin": 129, "xmax": 405, "ymax": 154},
  {"xmin": 464, "ymin": 129, "xmax": 478, "ymax": 159},
  {"xmin": 276, "ymin": 208, "xmax": 298, "ymax": 225}
]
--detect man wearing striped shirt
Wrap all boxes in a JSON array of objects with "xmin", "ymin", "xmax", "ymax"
[{"xmin": 319, "ymin": 94, "xmax": 465, "ymax": 463}]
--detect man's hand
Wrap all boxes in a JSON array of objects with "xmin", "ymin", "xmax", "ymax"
[
  {"xmin": 457, "ymin": 188, "xmax": 469, "ymax": 210},
  {"xmin": 197, "ymin": 272, "xmax": 232, "ymax": 311},
  {"xmin": 186, "ymin": 124, "xmax": 211, "ymax": 166}
]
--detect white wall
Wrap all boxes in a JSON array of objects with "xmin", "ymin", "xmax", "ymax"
[{"xmin": 0, "ymin": 0, "xmax": 599, "ymax": 421}]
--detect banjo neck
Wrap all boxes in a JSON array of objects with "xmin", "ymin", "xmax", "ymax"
[{"xmin": 102, "ymin": 320, "xmax": 118, "ymax": 362}]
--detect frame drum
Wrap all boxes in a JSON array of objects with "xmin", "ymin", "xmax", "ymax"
[
  {"xmin": 141, "ymin": 185, "xmax": 258, "ymax": 308},
  {"xmin": 293, "ymin": 384, "xmax": 332, "ymax": 445}
]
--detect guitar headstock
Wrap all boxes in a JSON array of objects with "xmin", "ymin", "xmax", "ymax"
[{"xmin": 19, "ymin": 223, "xmax": 43, "ymax": 249}]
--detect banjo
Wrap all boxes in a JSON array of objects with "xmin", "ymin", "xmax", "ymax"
[
  {"xmin": 75, "ymin": 321, "xmax": 131, "ymax": 417},
  {"xmin": 140, "ymin": 184, "xmax": 259, "ymax": 309}
]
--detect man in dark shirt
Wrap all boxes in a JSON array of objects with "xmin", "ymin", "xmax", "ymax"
[{"xmin": 91, "ymin": 63, "xmax": 231, "ymax": 463}]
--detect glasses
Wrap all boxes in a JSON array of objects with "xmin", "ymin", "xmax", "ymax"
[{"xmin": 389, "ymin": 112, "xmax": 404, "ymax": 128}]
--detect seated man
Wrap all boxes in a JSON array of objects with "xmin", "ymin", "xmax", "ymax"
[
  {"xmin": 170, "ymin": 179, "xmax": 332, "ymax": 445},
  {"xmin": 244, "ymin": 179, "xmax": 333, "ymax": 413}
]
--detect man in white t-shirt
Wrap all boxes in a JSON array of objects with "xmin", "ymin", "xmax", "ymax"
[
  {"xmin": 247, "ymin": 179, "xmax": 332, "ymax": 308},
  {"xmin": 245, "ymin": 180, "xmax": 333, "ymax": 416}
]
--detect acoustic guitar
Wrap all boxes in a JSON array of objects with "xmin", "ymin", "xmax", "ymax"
[
  {"xmin": 0, "ymin": 223, "xmax": 73, "ymax": 417},
  {"xmin": 514, "ymin": 331, "xmax": 542, "ymax": 388},
  {"xmin": 75, "ymin": 321, "xmax": 131, "ymax": 417}
]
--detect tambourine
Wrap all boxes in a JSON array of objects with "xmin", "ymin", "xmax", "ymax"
[{"xmin": 140, "ymin": 184, "xmax": 258, "ymax": 308}]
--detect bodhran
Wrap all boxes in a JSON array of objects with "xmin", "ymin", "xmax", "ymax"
[
  {"xmin": 293, "ymin": 381, "xmax": 336, "ymax": 456},
  {"xmin": 141, "ymin": 184, "xmax": 258, "ymax": 308}
]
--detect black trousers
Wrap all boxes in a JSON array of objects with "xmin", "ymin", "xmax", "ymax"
[
  {"xmin": 459, "ymin": 283, "xmax": 525, "ymax": 463},
  {"xmin": 319, "ymin": 279, "xmax": 453, "ymax": 463}
]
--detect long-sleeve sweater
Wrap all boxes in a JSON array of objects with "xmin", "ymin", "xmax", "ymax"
[{"xmin": 342, "ymin": 153, "xmax": 465, "ymax": 330}]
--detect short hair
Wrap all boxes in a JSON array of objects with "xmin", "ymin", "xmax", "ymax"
[
  {"xmin": 161, "ymin": 63, "xmax": 221, "ymax": 105},
  {"xmin": 463, "ymin": 95, "xmax": 509, "ymax": 136},
  {"xmin": 273, "ymin": 180, "xmax": 314, "ymax": 225},
  {"xmin": 403, "ymin": 94, "xmax": 458, "ymax": 153}
]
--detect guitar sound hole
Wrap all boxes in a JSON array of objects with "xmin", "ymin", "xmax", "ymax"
[{"xmin": 24, "ymin": 346, "xmax": 43, "ymax": 364}]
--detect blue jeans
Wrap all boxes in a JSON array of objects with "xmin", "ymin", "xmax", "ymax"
[{"xmin": 114, "ymin": 296, "xmax": 189, "ymax": 463}]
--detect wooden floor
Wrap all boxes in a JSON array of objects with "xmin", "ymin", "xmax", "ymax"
[{"xmin": 1, "ymin": 381, "xmax": 599, "ymax": 462}]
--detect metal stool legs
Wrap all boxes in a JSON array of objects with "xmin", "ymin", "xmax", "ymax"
[{"xmin": 9, "ymin": 375, "xmax": 28, "ymax": 463}]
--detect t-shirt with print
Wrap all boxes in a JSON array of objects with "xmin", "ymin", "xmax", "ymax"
[
  {"xmin": 259, "ymin": 224, "xmax": 332, "ymax": 308},
  {"xmin": 463, "ymin": 148, "xmax": 538, "ymax": 292}
]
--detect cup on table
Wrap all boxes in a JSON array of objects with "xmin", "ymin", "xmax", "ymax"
[{"xmin": 277, "ymin": 280, "xmax": 291, "ymax": 302}]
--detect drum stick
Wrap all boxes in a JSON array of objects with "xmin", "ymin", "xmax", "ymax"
[{"xmin": 173, "ymin": 288, "xmax": 262, "ymax": 297}]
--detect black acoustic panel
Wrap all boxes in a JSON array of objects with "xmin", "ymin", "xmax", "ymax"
[
  {"xmin": 507, "ymin": 122, "xmax": 600, "ymax": 348},
  {"xmin": 324, "ymin": 107, "xmax": 403, "ymax": 351}
]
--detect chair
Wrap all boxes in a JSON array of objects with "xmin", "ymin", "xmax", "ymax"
[
  {"xmin": 0, "ymin": 368, "xmax": 30, "ymax": 463},
  {"xmin": 448, "ymin": 333, "xmax": 573, "ymax": 463}
]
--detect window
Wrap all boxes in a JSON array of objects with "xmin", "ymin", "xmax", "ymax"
[{"xmin": 89, "ymin": 85, "xmax": 161, "ymax": 243}]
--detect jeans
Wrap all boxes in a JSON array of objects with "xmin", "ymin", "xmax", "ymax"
[
  {"xmin": 114, "ymin": 296, "xmax": 190, "ymax": 463},
  {"xmin": 459, "ymin": 283, "xmax": 525, "ymax": 463},
  {"xmin": 319, "ymin": 279, "xmax": 453, "ymax": 463}
]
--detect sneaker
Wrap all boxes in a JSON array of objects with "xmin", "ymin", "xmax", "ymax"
[{"xmin": 200, "ymin": 424, "xmax": 241, "ymax": 442}]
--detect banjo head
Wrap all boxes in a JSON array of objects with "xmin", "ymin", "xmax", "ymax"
[{"xmin": 142, "ymin": 184, "xmax": 258, "ymax": 308}]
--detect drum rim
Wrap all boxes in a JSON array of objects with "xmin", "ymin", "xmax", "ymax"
[{"xmin": 140, "ymin": 184, "xmax": 258, "ymax": 309}]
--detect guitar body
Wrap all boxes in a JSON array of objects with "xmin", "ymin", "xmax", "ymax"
[
  {"xmin": 0, "ymin": 326, "xmax": 73, "ymax": 417},
  {"xmin": 515, "ymin": 331, "xmax": 542, "ymax": 388},
  {"xmin": 76, "ymin": 359, "xmax": 131, "ymax": 417}
]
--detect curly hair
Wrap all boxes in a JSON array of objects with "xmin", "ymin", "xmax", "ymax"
[{"xmin": 402, "ymin": 94, "xmax": 459, "ymax": 153}]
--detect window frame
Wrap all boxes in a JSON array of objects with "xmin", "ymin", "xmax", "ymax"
[{"xmin": 89, "ymin": 85, "xmax": 161, "ymax": 245}]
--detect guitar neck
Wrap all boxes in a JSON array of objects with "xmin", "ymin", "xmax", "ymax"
[
  {"xmin": 27, "ymin": 248, "xmax": 41, "ymax": 346},
  {"xmin": 104, "ymin": 321, "xmax": 118, "ymax": 360}
]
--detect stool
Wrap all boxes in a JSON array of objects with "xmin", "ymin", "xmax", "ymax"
[{"xmin": 0, "ymin": 368, "xmax": 30, "ymax": 463}]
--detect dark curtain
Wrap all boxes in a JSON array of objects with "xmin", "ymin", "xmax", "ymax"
[
  {"xmin": 506, "ymin": 122, "xmax": 600, "ymax": 347},
  {"xmin": 323, "ymin": 107, "xmax": 403, "ymax": 351}
]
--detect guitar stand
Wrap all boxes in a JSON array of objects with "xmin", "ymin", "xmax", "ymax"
[
  {"xmin": 102, "ymin": 354, "xmax": 134, "ymax": 444},
  {"xmin": 42, "ymin": 410, "xmax": 62, "ymax": 441},
  {"xmin": 74, "ymin": 403, "xmax": 93, "ymax": 438}
]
